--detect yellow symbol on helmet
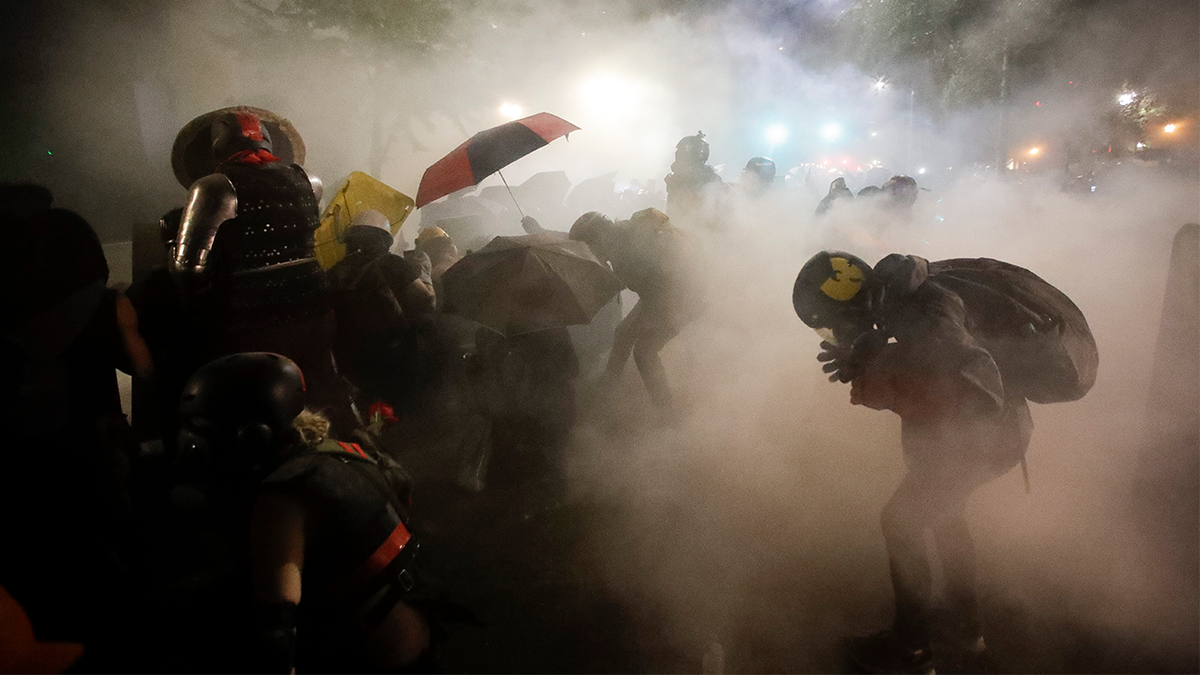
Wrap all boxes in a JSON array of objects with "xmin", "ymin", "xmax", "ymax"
[{"xmin": 820, "ymin": 257, "xmax": 864, "ymax": 301}]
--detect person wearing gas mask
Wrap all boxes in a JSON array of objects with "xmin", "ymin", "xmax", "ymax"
[
  {"xmin": 792, "ymin": 251, "xmax": 1097, "ymax": 674},
  {"xmin": 175, "ymin": 352, "xmax": 437, "ymax": 673}
]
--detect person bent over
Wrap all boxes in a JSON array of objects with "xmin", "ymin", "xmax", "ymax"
[
  {"xmin": 793, "ymin": 251, "xmax": 1052, "ymax": 674},
  {"xmin": 569, "ymin": 208, "xmax": 703, "ymax": 409}
]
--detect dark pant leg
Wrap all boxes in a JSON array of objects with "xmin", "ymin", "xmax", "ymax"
[
  {"xmin": 933, "ymin": 514, "xmax": 981, "ymax": 637},
  {"xmin": 632, "ymin": 324, "xmax": 678, "ymax": 408},
  {"xmin": 605, "ymin": 301, "xmax": 643, "ymax": 378},
  {"xmin": 880, "ymin": 468, "xmax": 985, "ymax": 647}
]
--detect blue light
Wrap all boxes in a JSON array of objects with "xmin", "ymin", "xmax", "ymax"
[{"xmin": 820, "ymin": 123, "xmax": 842, "ymax": 142}]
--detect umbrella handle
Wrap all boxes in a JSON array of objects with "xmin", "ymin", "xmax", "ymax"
[{"xmin": 497, "ymin": 169, "xmax": 526, "ymax": 219}]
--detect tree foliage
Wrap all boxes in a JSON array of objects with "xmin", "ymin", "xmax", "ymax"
[{"xmin": 840, "ymin": 0, "xmax": 1088, "ymax": 109}]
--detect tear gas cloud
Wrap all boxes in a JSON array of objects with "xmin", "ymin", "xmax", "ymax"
[{"xmin": 3, "ymin": 0, "xmax": 1197, "ymax": 671}]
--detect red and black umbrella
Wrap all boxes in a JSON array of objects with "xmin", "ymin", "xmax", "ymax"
[{"xmin": 415, "ymin": 112, "xmax": 580, "ymax": 210}]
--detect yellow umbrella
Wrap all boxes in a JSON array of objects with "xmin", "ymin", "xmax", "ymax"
[{"xmin": 314, "ymin": 171, "xmax": 415, "ymax": 268}]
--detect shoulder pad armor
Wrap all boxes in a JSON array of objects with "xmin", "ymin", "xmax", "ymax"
[{"xmin": 172, "ymin": 173, "xmax": 237, "ymax": 274}]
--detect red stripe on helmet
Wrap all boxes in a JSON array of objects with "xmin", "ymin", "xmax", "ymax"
[{"xmin": 234, "ymin": 111, "xmax": 264, "ymax": 141}]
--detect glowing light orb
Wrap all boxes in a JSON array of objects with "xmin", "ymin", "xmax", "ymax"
[
  {"xmin": 1029, "ymin": 147, "xmax": 1040, "ymax": 156},
  {"xmin": 820, "ymin": 123, "xmax": 843, "ymax": 142},
  {"xmin": 577, "ymin": 74, "xmax": 641, "ymax": 121},
  {"xmin": 1164, "ymin": 123, "xmax": 1177, "ymax": 133},
  {"xmin": 1117, "ymin": 92, "xmax": 1136, "ymax": 106},
  {"xmin": 498, "ymin": 103, "xmax": 523, "ymax": 120},
  {"xmin": 766, "ymin": 124, "xmax": 788, "ymax": 145},
  {"xmin": 918, "ymin": 167, "xmax": 926, "ymax": 175}
]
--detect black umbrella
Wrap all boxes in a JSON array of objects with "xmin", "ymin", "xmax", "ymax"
[{"xmin": 440, "ymin": 232, "xmax": 623, "ymax": 336}]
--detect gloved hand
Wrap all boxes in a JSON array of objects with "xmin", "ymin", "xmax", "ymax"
[
  {"xmin": 817, "ymin": 329, "xmax": 888, "ymax": 383},
  {"xmin": 817, "ymin": 341, "xmax": 854, "ymax": 383},
  {"xmin": 520, "ymin": 215, "xmax": 542, "ymax": 234}
]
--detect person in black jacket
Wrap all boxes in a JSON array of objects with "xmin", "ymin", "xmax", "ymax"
[
  {"xmin": 329, "ymin": 210, "xmax": 435, "ymax": 408},
  {"xmin": 792, "ymin": 250, "xmax": 1090, "ymax": 674}
]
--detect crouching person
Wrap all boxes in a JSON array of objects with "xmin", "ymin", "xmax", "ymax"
[{"xmin": 177, "ymin": 352, "xmax": 435, "ymax": 672}]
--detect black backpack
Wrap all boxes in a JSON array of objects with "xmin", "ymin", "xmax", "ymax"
[
  {"xmin": 926, "ymin": 258, "xmax": 1098, "ymax": 404},
  {"xmin": 330, "ymin": 253, "xmax": 407, "ymax": 340}
]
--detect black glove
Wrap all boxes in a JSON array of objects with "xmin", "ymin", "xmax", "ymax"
[
  {"xmin": 816, "ymin": 330, "xmax": 888, "ymax": 383},
  {"xmin": 817, "ymin": 340, "xmax": 853, "ymax": 383}
]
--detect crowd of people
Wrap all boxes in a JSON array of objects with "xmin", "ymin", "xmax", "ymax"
[{"xmin": 1, "ymin": 106, "xmax": 1102, "ymax": 675}]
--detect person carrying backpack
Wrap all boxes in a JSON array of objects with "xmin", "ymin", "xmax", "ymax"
[
  {"xmin": 329, "ymin": 210, "xmax": 435, "ymax": 408},
  {"xmin": 792, "ymin": 251, "xmax": 1098, "ymax": 674}
]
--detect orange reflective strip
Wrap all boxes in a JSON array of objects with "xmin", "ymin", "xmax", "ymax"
[
  {"xmin": 337, "ymin": 441, "xmax": 367, "ymax": 458},
  {"xmin": 357, "ymin": 521, "xmax": 412, "ymax": 580}
]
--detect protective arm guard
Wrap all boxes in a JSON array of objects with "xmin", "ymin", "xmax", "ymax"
[{"xmin": 171, "ymin": 173, "xmax": 237, "ymax": 275}]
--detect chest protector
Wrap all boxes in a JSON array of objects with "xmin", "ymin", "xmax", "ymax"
[{"xmin": 210, "ymin": 162, "xmax": 330, "ymax": 325}]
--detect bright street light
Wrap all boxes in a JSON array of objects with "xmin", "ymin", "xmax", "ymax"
[
  {"xmin": 499, "ymin": 102, "xmax": 523, "ymax": 119},
  {"xmin": 1029, "ymin": 147, "xmax": 1040, "ymax": 156},
  {"xmin": 820, "ymin": 122, "xmax": 842, "ymax": 142},
  {"xmin": 766, "ymin": 124, "xmax": 788, "ymax": 145},
  {"xmin": 1117, "ymin": 92, "xmax": 1136, "ymax": 106},
  {"xmin": 1164, "ymin": 123, "xmax": 1177, "ymax": 133}
]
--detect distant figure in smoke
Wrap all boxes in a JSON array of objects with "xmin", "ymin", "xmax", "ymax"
[
  {"xmin": 814, "ymin": 177, "xmax": 854, "ymax": 217},
  {"xmin": 570, "ymin": 208, "xmax": 703, "ymax": 410},
  {"xmin": 881, "ymin": 175, "xmax": 919, "ymax": 214},
  {"xmin": 414, "ymin": 226, "xmax": 460, "ymax": 306},
  {"xmin": 739, "ymin": 156, "xmax": 777, "ymax": 197},
  {"xmin": 168, "ymin": 107, "xmax": 354, "ymax": 431},
  {"xmin": 793, "ymin": 251, "xmax": 1098, "ymax": 674},
  {"xmin": 664, "ymin": 132, "xmax": 723, "ymax": 229}
]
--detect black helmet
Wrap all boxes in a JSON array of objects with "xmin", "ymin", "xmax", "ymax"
[
  {"xmin": 743, "ymin": 156, "xmax": 777, "ymax": 182},
  {"xmin": 211, "ymin": 110, "xmax": 273, "ymax": 162},
  {"xmin": 793, "ymin": 251, "xmax": 875, "ymax": 346},
  {"xmin": 178, "ymin": 352, "xmax": 305, "ymax": 466},
  {"xmin": 882, "ymin": 175, "xmax": 918, "ymax": 207},
  {"xmin": 675, "ymin": 132, "xmax": 710, "ymax": 164}
]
